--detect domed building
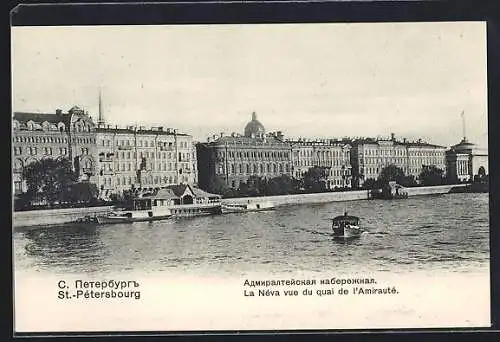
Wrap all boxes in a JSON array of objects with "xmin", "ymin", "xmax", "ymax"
[
  {"xmin": 446, "ymin": 137, "xmax": 489, "ymax": 183},
  {"xmin": 196, "ymin": 112, "xmax": 293, "ymax": 190},
  {"xmin": 244, "ymin": 112, "xmax": 266, "ymax": 138}
]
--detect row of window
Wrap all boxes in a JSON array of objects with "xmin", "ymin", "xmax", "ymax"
[
  {"xmin": 219, "ymin": 163, "xmax": 291, "ymax": 175},
  {"xmin": 361, "ymin": 157, "xmax": 445, "ymax": 166},
  {"xmin": 362, "ymin": 148, "xmax": 444, "ymax": 157},
  {"xmin": 296, "ymin": 150, "xmax": 350, "ymax": 158},
  {"xmin": 101, "ymin": 174, "xmax": 186, "ymax": 187},
  {"xmin": 13, "ymin": 135, "xmax": 95, "ymax": 145},
  {"xmin": 12, "ymin": 146, "xmax": 87, "ymax": 156},
  {"xmin": 112, "ymin": 150, "xmax": 194, "ymax": 161},
  {"xmin": 295, "ymin": 159, "xmax": 350, "ymax": 167},
  {"xmin": 102, "ymin": 161, "xmax": 195, "ymax": 173},
  {"xmin": 12, "ymin": 155, "xmax": 92, "ymax": 171},
  {"xmin": 220, "ymin": 150, "xmax": 290, "ymax": 160},
  {"xmin": 362, "ymin": 165, "xmax": 443, "ymax": 175},
  {"xmin": 13, "ymin": 120, "xmax": 66, "ymax": 132},
  {"xmin": 100, "ymin": 139, "xmax": 191, "ymax": 149}
]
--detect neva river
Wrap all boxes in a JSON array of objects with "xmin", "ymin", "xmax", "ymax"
[{"xmin": 13, "ymin": 193, "xmax": 489, "ymax": 276}]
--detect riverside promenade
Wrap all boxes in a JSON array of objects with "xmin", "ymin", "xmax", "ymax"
[
  {"xmin": 12, "ymin": 184, "xmax": 469, "ymax": 229},
  {"xmin": 221, "ymin": 184, "xmax": 469, "ymax": 207},
  {"xmin": 13, "ymin": 206, "xmax": 114, "ymax": 229}
]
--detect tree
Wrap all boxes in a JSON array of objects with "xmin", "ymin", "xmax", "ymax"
[
  {"xmin": 206, "ymin": 175, "xmax": 230, "ymax": 195},
  {"xmin": 418, "ymin": 166, "xmax": 445, "ymax": 186},
  {"xmin": 246, "ymin": 175, "xmax": 265, "ymax": 196},
  {"xmin": 378, "ymin": 164, "xmax": 406, "ymax": 184},
  {"xmin": 362, "ymin": 178, "xmax": 379, "ymax": 190},
  {"xmin": 377, "ymin": 164, "xmax": 418, "ymax": 187},
  {"xmin": 400, "ymin": 174, "xmax": 418, "ymax": 187},
  {"xmin": 22, "ymin": 158, "xmax": 77, "ymax": 206},
  {"xmin": 265, "ymin": 174, "xmax": 294, "ymax": 195},
  {"xmin": 205, "ymin": 175, "xmax": 240, "ymax": 198},
  {"xmin": 303, "ymin": 166, "xmax": 328, "ymax": 193},
  {"xmin": 67, "ymin": 182, "xmax": 99, "ymax": 203}
]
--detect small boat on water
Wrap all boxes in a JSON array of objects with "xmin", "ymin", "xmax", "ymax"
[
  {"xmin": 77, "ymin": 184, "xmax": 222, "ymax": 224},
  {"xmin": 370, "ymin": 181, "xmax": 408, "ymax": 200},
  {"xmin": 221, "ymin": 200, "xmax": 275, "ymax": 214},
  {"xmin": 94, "ymin": 197, "xmax": 173, "ymax": 224},
  {"xmin": 331, "ymin": 212, "xmax": 362, "ymax": 238}
]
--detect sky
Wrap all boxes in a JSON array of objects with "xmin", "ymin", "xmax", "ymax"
[{"xmin": 11, "ymin": 22, "xmax": 488, "ymax": 148}]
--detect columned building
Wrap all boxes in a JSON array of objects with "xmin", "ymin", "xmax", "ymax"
[
  {"xmin": 289, "ymin": 139, "xmax": 352, "ymax": 189},
  {"xmin": 446, "ymin": 137, "xmax": 489, "ymax": 183},
  {"xmin": 350, "ymin": 134, "xmax": 447, "ymax": 188},
  {"xmin": 12, "ymin": 106, "xmax": 97, "ymax": 195},
  {"xmin": 197, "ymin": 112, "xmax": 293, "ymax": 190}
]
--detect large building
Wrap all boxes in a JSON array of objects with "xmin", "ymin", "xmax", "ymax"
[
  {"xmin": 197, "ymin": 112, "xmax": 293, "ymax": 190},
  {"xmin": 350, "ymin": 133, "xmax": 447, "ymax": 188},
  {"xmin": 197, "ymin": 112, "xmax": 354, "ymax": 191},
  {"xmin": 12, "ymin": 99, "xmax": 196, "ymax": 200},
  {"xmin": 446, "ymin": 137, "xmax": 489, "ymax": 183},
  {"xmin": 95, "ymin": 124, "xmax": 197, "ymax": 199},
  {"xmin": 12, "ymin": 106, "xmax": 97, "ymax": 195},
  {"xmin": 288, "ymin": 138, "xmax": 352, "ymax": 189}
]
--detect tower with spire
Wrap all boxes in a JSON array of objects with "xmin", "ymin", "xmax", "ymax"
[
  {"xmin": 98, "ymin": 87, "xmax": 105, "ymax": 127},
  {"xmin": 461, "ymin": 110, "xmax": 468, "ymax": 143}
]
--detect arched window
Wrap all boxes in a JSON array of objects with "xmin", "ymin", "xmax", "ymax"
[{"xmin": 14, "ymin": 159, "xmax": 23, "ymax": 172}]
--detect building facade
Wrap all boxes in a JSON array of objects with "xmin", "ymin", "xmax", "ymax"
[
  {"xmin": 350, "ymin": 134, "xmax": 447, "ymax": 188},
  {"xmin": 95, "ymin": 125, "xmax": 197, "ymax": 199},
  {"xmin": 12, "ymin": 106, "xmax": 97, "ymax": 195},
  {"xmin": 12, "ymin": 103, "xmax": 196, "ymax": 200},
  {"xmin": 289, "ymin": 139, "xmax": 352, "ymax": 189},
  {"xmin": 445, "ymin": 138, "xmax": 489, "ymax": 183},
  {"xmin": 197, "ymin": 112, "xmax": 293, "ymax": 190},
  {"xmin": 197, "ymin": 112, "xmax": 354, "ymax": 191}
]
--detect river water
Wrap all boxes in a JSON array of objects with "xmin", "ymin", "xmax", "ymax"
[
  {"xmin": 13, "ymin": 193, "xmax": 490, "ymax": 276},
  {"xmin": 13, "ymin": 192, "xmax": 491, "ymax": 332}
]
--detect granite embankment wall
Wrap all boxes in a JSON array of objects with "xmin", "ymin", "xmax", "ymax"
[
  {"xmin": 221, "ymin": 184, "xmax": 469, "ymax": 207},
  {"xmin": 13, "ymin": 184, "xmax": 469, "ymax": 228},
  {"xmin": 221, "ymin": 190, "xmax": 369, "ymax": 206},
  {"xmin": 13, "ymin": 206, "xmax": 114, "ymax": 229}
]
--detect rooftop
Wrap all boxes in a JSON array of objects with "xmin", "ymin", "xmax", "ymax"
[{"xmin": 95, "ymin": 126, "xmax": 189, "ymax": 136}]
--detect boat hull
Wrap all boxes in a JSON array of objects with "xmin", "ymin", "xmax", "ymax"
[
  {"xmin": 170, "ymin": 203, "xmax": 222, "ymax": 218},
  {"xmin": 221, "ymin": 202, "xmax": 275, "ymax": 214},
  {"xmin": 96, "ymin": 213, "xmax": 172, "ymax": 225},
  {"xmin": 332, "ymin": 225, "xmax": 362, "ymax": 238}
]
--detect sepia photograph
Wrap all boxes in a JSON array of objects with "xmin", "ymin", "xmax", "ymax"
[{"xmin": 12, "ymin": 21, "xmax": 490, "ymax": 333}]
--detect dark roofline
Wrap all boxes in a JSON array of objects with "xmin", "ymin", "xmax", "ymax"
[
  {"xmin": 205, "ymin": 135, "xmax": 288, "ymax": 145},
  {"xmin": 95, "ymin": 127, "xmax": 190, "ymax": 136},
  {"xmin": 351, "ymin": 137, "xmax": 445, "ymax": 149},
  {"xmin": 13, "ymin": 112, "xmax": 70, "ymax": 124}
]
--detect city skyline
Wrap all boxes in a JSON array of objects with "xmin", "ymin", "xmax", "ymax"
[{"xmin": 12, "ymin": 22, "xmax": 488, "ymax": 148}]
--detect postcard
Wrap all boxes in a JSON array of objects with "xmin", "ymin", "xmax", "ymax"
[{"xmin": 12, "ymin": 20, "xmax": 490, "ymax": 333}]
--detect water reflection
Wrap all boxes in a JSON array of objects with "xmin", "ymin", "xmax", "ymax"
[
  {"xmin": 20, "ymin": 224, "xmax": 107, "ymax": 273},
  {"xmin": 13, "ymin": 193, "xmax": 490, "ymax": 275}
]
